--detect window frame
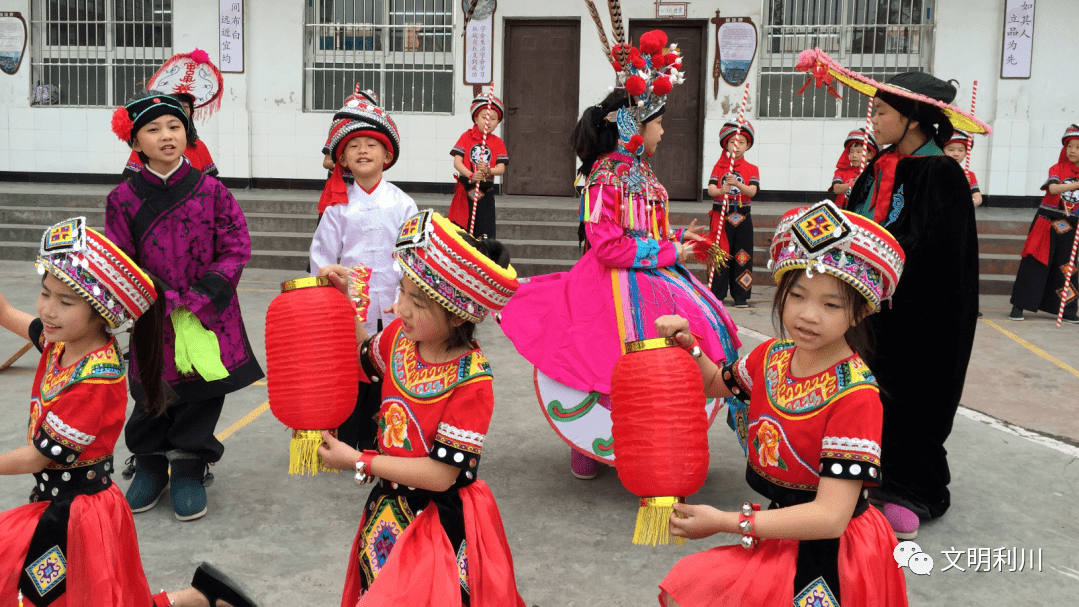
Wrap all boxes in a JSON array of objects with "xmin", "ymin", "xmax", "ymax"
[
  {"xmin": 302, "ymin": 0, "xmax": 456, "ymax": 115},
  {"xmin": 28, "ymin": 0, "xmax": 174, "ymax": 108},
  {"xmin": 756, "ymin": 0, "xmax": 936, "ymax": 121}
]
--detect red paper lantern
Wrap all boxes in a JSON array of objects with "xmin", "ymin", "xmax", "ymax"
[
  {"xmin": 265, "ymin": 277, "xmax": 359, "ymax": 474},
  {"xmin": 610, "ymin": 338, "xmax": 709, "ymax": 545}
]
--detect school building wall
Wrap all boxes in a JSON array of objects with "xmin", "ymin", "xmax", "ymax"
[{"xmin": 1, "ymin": 0, "xmax": 1076, "ymax": 200}]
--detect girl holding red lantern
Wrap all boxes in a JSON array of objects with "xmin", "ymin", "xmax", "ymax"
[
  {"xmin": 654, "ymin": 202, "xmax": 909, "ymax": 607},
  {"xmin": 0, "ymin": 218, "xmax": 261, "ymax": 607},
  {"xmin": 315, "ymin": 210, "xmax": 528, "ymax": 607},
  {"xmin": 499, "ymin": 27, "xmax": 743, "ymax": 481}
]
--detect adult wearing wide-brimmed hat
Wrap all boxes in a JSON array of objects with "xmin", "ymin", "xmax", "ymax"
[{"xmin": 796, "ymin": 49, "xmax": 992, "ymax": 539}]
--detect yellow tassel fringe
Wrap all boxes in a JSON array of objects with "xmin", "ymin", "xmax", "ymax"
[
  {"xmin": 633, "ymin": 496, "xmax": 686, "ymax": 546},
  {"xmin": 288, "ymin": 429, "xmax": 338, "ymax": 475}
]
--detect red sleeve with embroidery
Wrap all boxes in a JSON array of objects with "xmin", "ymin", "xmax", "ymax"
[
  {"xmin": 708, "ymin": 158, "xmax": 725, "ymax": 186},
  {"xmin": 487, "ymin": 134, "xmax": 509, "ymax": 166},
  {"xmin": 818, "ymin": 388, "xmax": 883, "ymax": 487},
  {"xmin": 430, "ymin": 376, "xmax": 493, "ymax": 480},
  {"xmin": 743, "ymin": 160, "xmax": 761, "ymax": 190},
  {"xmin": 449, "ymin": 130, "xmax": 472, "ymax": 158},
  {"xmin": 721, "ymin": 339, "xmax": 772, "ymax": 402},
  {"xmin": 33, "ymin": 375, "xmax": 126, "ymax": 465}
]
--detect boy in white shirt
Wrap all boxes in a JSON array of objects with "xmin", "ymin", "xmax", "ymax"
[{"xmin": 311, "ymin": 100, "xmax": 417, "ymax": 336}]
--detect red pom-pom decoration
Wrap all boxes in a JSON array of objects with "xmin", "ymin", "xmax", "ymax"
[
  {"xmin": 652, "ymin": 54, "xmax": 667, "ymax": 68},
  {"xmin": 611, "ymin": 340, "xmax": 709, "ymax": 545},
  {"xmin": 266, "ymin": 277, "xmax": 360, "ymax": 475},
  {"xmin": 664, "ymin": 52, "xmax": 679, "ymax": 66},
  {"xmin": 627, "ymin": 134, "xmax": 644, "ymax": 153},
  {"xmin": 652, "ymin": 77, "xmax": 673, "ymax": 96},
  {"xmin": 625, "ymin": 75, "xmax": 647, "ymax": 97},
  {"xmin": 111, "ymin": 107, "xmax": 134, "ymax": 142},
  {"xmin": 189, "ymin": 48, "xmax": 211, "ymax": 64},
  {"xmin": 612, "ymin": 60, "xmax": 623, "ymax": 72},
  {"xmin": 638, "ymin": 30, "xmax": 667, "ymax": 55},
  {"xmin": 631, "ymin": 55, "xmax": 646, "ymax": 69}
]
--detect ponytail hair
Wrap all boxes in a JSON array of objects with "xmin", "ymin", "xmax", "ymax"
[
  {"xmin": 572, "ymin": 90, "xmax": 630, "ymax": 177},
  {"xmin": 132, "ymin": 276, "xmax": 174, "ymax": 416}
]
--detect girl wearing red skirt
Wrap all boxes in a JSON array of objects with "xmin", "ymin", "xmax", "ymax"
[
  {"xmin": 654, "ymin": 202, "xmax": 908, "ymax": 607},
  {"xmin": 317, "ymin": 210, "xmax": 527, "ymax": 607},
  {"xmin": 0, "ymin": 218, "xmax": 258, "ymax": 607}
]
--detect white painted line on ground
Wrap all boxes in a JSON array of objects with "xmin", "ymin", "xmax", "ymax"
[
  {"xmin": 735, "ymin": 324, "xmax": 1079, "ymax": 460},
  {"xmin": 1050, "ymin": 565, "xmax": 1079, "ymax": 582},
  {"xmin": 955, "ymin": 407, "xmax": 1079, "ymax": 460}
]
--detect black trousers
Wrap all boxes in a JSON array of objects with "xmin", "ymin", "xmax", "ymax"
[
  {"xmin": 709, "ymin": 206, "xmax": 754, "ymax": 304},
  {"xmin": 463, "ymin": 188, "xmax": 497, "ymax": 240},
  {"xmin": 125, "ymin": 395, "xmax": 226, "ymax": 463}
]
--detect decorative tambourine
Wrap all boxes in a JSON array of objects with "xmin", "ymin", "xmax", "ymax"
[
  {"xmin": 610, "ymin": 337, "xmax": 709, "ymax": 546},
  {"xmin": 265, "ymin": 276, "xmax": 359, "ymax": 475},
  {"xmin": 146, "ymin": 49, "xmax": 224, "ymax": 122}
]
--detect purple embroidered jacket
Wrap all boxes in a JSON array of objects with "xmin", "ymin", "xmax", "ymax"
[{"xmin": 105, "ymin": 159, "xmax": 264, "ymax": 401}]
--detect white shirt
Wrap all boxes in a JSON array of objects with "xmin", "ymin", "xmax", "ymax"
[{"xmin": 309, "ymin": 179, "xmax": 418, "ymax": 335}]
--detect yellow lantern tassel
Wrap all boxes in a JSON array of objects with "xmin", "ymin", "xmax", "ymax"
[
  {"xmin": 633, "ymin": 496, "xmax": 686, "ymax": 546},
  {"xmin": 651, "ymin": 205, "xmax": 660, "ymax": 240},
  {"xmin": 289, "ymin": 429, "xmax": 338, "ymax": 475}
]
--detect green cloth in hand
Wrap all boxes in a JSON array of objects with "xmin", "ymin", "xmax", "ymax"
[{"xmin": 171, "ymin": 306, "xmax": 229, "ymax": 382}]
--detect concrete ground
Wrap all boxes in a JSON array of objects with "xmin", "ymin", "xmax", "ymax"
[{"xmin": 0, "ymin": 251, "xmax": 1076, "ymax": 604}]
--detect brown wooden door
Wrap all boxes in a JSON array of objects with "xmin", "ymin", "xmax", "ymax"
[
  {"xmin": 629, "ymin": 21, "xmax": 706, "ymax": 201},
  {"xmin": 503, "ymin": 20, "xmax": 580, "ymax": 196}
]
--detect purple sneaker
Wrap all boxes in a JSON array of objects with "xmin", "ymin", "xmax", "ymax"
[
  {"xmin": 570, "ymin": 449, "xmax": 598, "ymax": 480},
  {"xmin": 883, "ymin": 502, "xmax": 920, "ymax": 540}
]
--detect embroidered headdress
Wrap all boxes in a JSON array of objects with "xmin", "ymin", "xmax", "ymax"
[
  {"xmin": 845, "ymin": 127, "xmax": 878, "ymax": 154},
  {"xmin": 36, "ymin": 217, "xmax": 157, "ymax": 328},
  {"xmin": 945, "ymin": 129, "xmax": 973, "ymax": 151},
  {"xmin": 326, "ymin": 101, "xmax": 401, "ymax": 166},
  {"xmin": 720, "ymin": 120, "xmax": 756, "ymax": 150},
  {"xmin": 393, "ymin": 210, "xmax": 519, "ymax": 324},
  {"xmin": 583, "ymin": 1, "xmax": 684, "ymax": 154},
  {"xmin": 110, "ymin": 92, "xmax": 190, "ymax": 143},
  {"xmin": 470, "ymin": 94, "xmax": 505, "ymax": 122},
  {"xmin": 769, "ymin": 201, "xmax": 905, "ymax": 312},
  {"xmin": 318, "ymin": 101, "xmax": 402, "ymax": 213},
  {"xmin": 1062, "ymin": 124, "xmax": 1079, "ymax": 146},
  {"xmin": 795, "ymin": 49, "xmax": 991, "ymax": 136},
  {"xmin": 145, "ymin": 48, "xmax": 224, "ymax": 122},
  {"xmin": 345, "ymin": 85, "xmax": 380, "ymax": 108}
]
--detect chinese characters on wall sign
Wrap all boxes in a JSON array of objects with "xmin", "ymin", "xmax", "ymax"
[
  {"xmin": 464, "ymin": 15, "xmax": 493, "ymax": 85},
  {"xmin": 220, "ymin": 0, "xmax": 244, "ymax": 73},
  {"xmin": 1000, "ymin": 0, "xmax": 1034, "ymax": 79}
]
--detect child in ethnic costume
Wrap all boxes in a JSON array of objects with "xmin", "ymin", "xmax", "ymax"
[
  {"xmin": 0, "ymin": 218, "xmax": 261, "ymax": 607},
  {"xmin": 830, "ymin": 128, "xmax": 877, "ymax": 209},
  {"xmin": 106, "ymin": 92, "xmax": 264, "ymax": 521},
  {"xmin": 122, "ymin": 50, "xmax": 223, "ymax": 179},
  {"xmin": 316, "ymin": 210, "xmax": 527, "ymax": 607},
  {"xmin": 943, "ymin": 129, "xmax": 983, "ymax": 206},
  {"xmin": 321, "ymin": 88, "xmax": 380, "ymax": 181},
  {"xmin": 448, "ymin": 95, "xmax": 509, "ymax": 238},
  {"xmin": 707, "ymin": 121, "xmax": 760, "ymax": 307},
  {"xmin": 796, "ymin": 50, "xmax": 990, "ymax": 539},
  {"xmin": 1009, "ymin": 124, "xmax": 1079, "ymax": 323},
  {"xmin": 311, "ymin": 99, "xmax": 417, "ymax": 336},
  {"xmin": 500, "ymin": 29, "xmax": 742, "ymax": 480},
  {"xmin": 656, "ymin": 201, "xmax": 908, "ymax": 607}
]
